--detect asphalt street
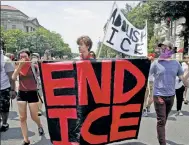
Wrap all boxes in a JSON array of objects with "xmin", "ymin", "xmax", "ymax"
[{"xmin": 1, "ymin": 92, "xmax": 189, "ymax": 145}]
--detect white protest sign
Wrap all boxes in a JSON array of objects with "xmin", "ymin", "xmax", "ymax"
[{"xmin": 104, "ymin": 4, "xmax": 148, "ymax": 57}]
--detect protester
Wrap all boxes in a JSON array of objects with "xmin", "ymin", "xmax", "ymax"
[
  {"xmin": 175, "ymin": 63, "xmax": 185, "ymax": 116},
  {"xmin": 143, "ymin": 54, "xmax": 154, "ymax": 117},
  {"xmin": 0, "ymin": 38, "xmax": 16, "ymax": 132},
  {"xmin": 182, "ymin": 55, "xmax": 189, "ymax": 104},
  {"xmin": 149, "ymin": 40, "xmax": 188, "ymax": 145},
  {"xmin": 31, "ymin": 53, "xmax": 43, "ymax": 116},
  {"xmin": 89, "ymin": 51, "xmax": 96, "ymax": 59},
  {"xmin": 183, "ymin": 60, "xmax": 189, "ymax": 84},
  {"xmin": 74, "ymin": 35, "xmax": 94, "ymax": 140},
  {"xmin": 43, "ymin": 49, "xmax": 52, "ymax": 60},
  {"xmin": 77, "ymin": 35, "xmax": 94, "ymax": 59},
  {"xmin": 12, "ymin": 49, "xmax": 44, "ymax": 145},
  {"xmin": 5, "ymin": 53, "xmax": 15, "ymax": 61}
]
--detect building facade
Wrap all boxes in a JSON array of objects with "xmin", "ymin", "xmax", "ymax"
[
  {"xmin": 1, "ymin": 5, "xmax": 42, "ymax": 32},
  {"xmin": 154, "ymin": 17, "xmax": 186, "ymax": 49}
]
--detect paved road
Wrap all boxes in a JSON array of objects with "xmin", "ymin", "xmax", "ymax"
[{"xmin": 1, "ymin": 93, "xmax": 189, "ymax": 145}]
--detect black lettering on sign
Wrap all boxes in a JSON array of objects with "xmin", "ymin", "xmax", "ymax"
[
  {"xmin": 106, "ymin": 27, "xmax": 119, "ymax": 46},
  {"xmin": 129, "ymin": 28, "xmax": 133, "ymax": 40},
  {"xmin": 141, "ymin": 31, "xmax": 146, "ymax": 42},
  {"xmin": 120, "ymin": 38, "xmax": 130, "ymax": 52},
  {"xmin": 110, "ymin": 8, "xmax": 122, "ymax": 27},
  {"xmin": 110, "ymin": 8, "xmax": 117, "ymax": 25},
  {"xmin": 134, "ymin": 43, "xmax": 144, "ymax": 55},
  {"xmin": 121, "ymin": 20, "xmax": 126, "ymax": 32},
  {"xmin": 132, "ymin": 30, "xmax": 140, "ymax": 43},
  {"xmin": 114, "ymin": 14, "xmax": 121, "ymax": 27}
]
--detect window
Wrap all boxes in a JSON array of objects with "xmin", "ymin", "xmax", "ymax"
[
  {"xmin": 26, "ymin": 26, "xmax": 29, "ymax": 32},
  {"xmin": 3, "ymin": 25, "xmax": 7, "ymax": 30},
  {"xmin": 12, "ymin": 25, "xmax": 16, "ymax": 29}
]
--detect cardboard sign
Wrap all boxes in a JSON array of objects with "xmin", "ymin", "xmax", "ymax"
[
  {"xmin": 39, "ymin": 59, "xmax": 151, "ymax": 145},
  {"xmin": 104, "ymin": 4, "xmax": 148, "ymax": 57}
]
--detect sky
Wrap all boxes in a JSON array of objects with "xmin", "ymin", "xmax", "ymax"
[{"xmin": 2, "ymin": 1, "xmax": 140, "ymax": 53}]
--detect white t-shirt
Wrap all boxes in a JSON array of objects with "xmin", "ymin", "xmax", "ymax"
[
  {"xmin": 0, "ymin": 51, "xmax": 14, "ymax": 90},
  {"xmin": 175, "ymin": 62, "xmax": 188, "ymax": 89},
  {"xmin": 175, "ymin": 77, "xmax": 183, "ymax": 89},
  {"xmin": 182, "ymin": 62, "xmax": 188, "ymax": 72}
]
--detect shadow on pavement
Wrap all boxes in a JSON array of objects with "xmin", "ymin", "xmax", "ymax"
[
  {"xmin": 119, "ymin": 142, "xmax": 148, "ymax": 145},
  {"xmin": 147, "ymin": 113, "xmax": 177, "ymax": 121},
  {"xmin": 9, "ymin": 111, "xmax": 19, "ymax": 120},
  {"xmin": 32, "ymin": 136, "xmax": 52, "ymax": 145},
  {"xmin": 166, "ymin": 140, "xmax": 184, "ymax": 145},
  {"xmin": 169, "ymin": 110, "xmax": 189, "ymax": 117},
  {"xmin": 1, "ymin": 127, "xmax": 35, "ymax": 140}
]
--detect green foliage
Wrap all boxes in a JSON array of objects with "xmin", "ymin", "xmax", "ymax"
[
  {"xmin": 125, "ymin": 3, "xmax": 155, "ymax": 52},
  {"xmin": 148, "ymin": 36, "xmax": 161, "ymax": 53},
  {"xmin": 0, "ymin": 27, "xmax": 72, "ymax": 57},
  {"xmin": 149, "ymin": 1, "xmax": 189, "ymax": 23},
  {"xmin": 148, "ymin": 1, "xmax": 189, "ymax": 51},
  {"xmin": 96, "ymin": 42, "xmax": 121, "ymax": 58},
  {"xmin": 1, "ymin": 29, "xmax": 27, "ymax": 52}
]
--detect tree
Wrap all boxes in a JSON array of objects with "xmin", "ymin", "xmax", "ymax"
[
  {"xmin": 124, "ymin": 2, "xmax": 155, "ymax": 52},
  {"xmin": 148, "ymin": 36, "xmax": 161, "ymax": 53},
  {"xmin": 121, "ymin": 3, "xmax": 133, "ymax": 17},
  {"xmin": 0, "ymin": 27, "xmax": 72, "ymax": 57},
  {"xmin": 149, "ymin": 1, "xmax": 189, "ymax": 54},
  {"xmin": 1, "ymin": 28, "xmax": 27, "ymax": 52}
]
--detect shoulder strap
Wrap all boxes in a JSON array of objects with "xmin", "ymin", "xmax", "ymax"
[{"xmin": 31, "ymin": 63, "xmax": 39, "ymax": 84}]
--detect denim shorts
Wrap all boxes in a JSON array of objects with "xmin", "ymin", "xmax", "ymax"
[{"xmin": 0, "ymin": 88, "xmax": 11, "ymax": 113}]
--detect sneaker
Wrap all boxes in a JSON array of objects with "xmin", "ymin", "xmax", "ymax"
[
  {"xmin": 146, "ymin": 106, "xmax": 151, "ymax": 113},
  {"xmin": 184, "ymin": 100, "xmax": 189, "ymax": 105},
  {"xmin": 38, "ymin": 111, "xmax": 42, "ymax": 116},
  {"xmin": 38, "ymin": 127, "xmax": 44, "ymax": 136},
  {"xmin": 0, "ymin": 123, "xmax": 9, "ymax": 132},
  {"xmin": 177, "ymin": 111, "xmax": 183, "ymax": 116},
  {"xmin": 22, "ymin": 140, "xmax": 30, "ymax": 145},
  {"xmin": 142, "ymin": 109, "xmax": 148, "ymax": 117}
]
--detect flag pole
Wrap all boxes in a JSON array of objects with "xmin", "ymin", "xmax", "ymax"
[{"xmin": 97, "ymin": 1, "xmax": 116, "ymax": 58}]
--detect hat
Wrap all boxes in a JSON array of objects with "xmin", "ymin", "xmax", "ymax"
[
  {"xmin": 162, "ymin": 40, "xmax": 173, "ymax": 49},
  {"xmin": 32, "ymin": 53, "xmax": 40, "ymax": 58},
  {"xmin": 158, "ymin": 43, "xmax": 163, "ymax": 47}
]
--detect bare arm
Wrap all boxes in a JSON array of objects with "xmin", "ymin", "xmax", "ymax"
[
  {"xmin": 12, "ymin": 59, "xmax": 26, "ymax": 80},
  {"xmin": 12, "ymin": 64, "xmax": 22, "ymax": 81},
  {"xmin": 178, "ymin": 61, "xmax": 188, "ymax": 87},
  {"xmin": 7, "ymin": 71, "xmax": 16, "ymax": 91},
  {"xmin": 184, "ymin": 71, "xmax": 189, "ymax": 80},
  {"xmin": 179, "ymin": 75, "xmax": 188, "ymax": 87},
  {"xmin": 183, "ymin": 61, "xmax": 189, "ymax": 80}
]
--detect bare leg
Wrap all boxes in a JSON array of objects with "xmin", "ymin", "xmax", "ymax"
[
  {"xmin": 28, "ymin": 103, "xmax": 42, "ymax": 127},
  {"xmin": 37, "ymin": 99, "xmax": 42, "ymax": 113},
  {"xmin": 17, "ymin": 101, "xmax": 29, "ymax": 143}
]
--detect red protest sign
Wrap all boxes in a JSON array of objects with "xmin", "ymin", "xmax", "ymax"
[{"xmin": 39, "ymin": 59, "xmax": 151, "ymax": 145}]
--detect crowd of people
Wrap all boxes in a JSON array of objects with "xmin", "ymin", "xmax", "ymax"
[{"xmin": 1, "ymin": 36, "xmax": 189, "ymax": 145}]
